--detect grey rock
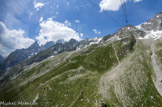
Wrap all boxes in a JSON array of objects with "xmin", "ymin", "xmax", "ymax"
[
  {"xmin": 140, "ymin": 12, "xmax": 162, "ymax": 31},
  {"xmin": 115, "ymin": 25, "xmax": 146, "ymax": 38},
  {"xmin": 0, "ymin": 55, "xmax": 4, "ymax": 63}
]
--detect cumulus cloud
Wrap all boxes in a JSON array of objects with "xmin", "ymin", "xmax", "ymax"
[
  {"xmin": 28, "ymin": 11, "xmax": 33, "ymax": 19},
  {"xmin": 75, "ymin": 20, "xmax": 80, "ymax": 23},
  {"xmin": 39, "ymin": 17, "xmax": 43, "ymax": 22},
  {"xmin": 36, "ymin": 18, "xmax": 82, "ymax": 46},
  {"xmin": 64, "ymin": 20, "xmax": 72, "ymax": 27},
  {"xmin": 0, "ymin": 22, "xmax": 34, "ymax": 57},
  {"xmin": 56, "ymin": 12, "xmax": 59, "ymax": 15},
  {"xmin": 99, "ymin": 0, "xmax": 142, "ymax": 12},
  {"xmin": 67, "ymin": 2, "xmax": 70, "ymax": 5},
  {"xmin": 93, "ymin": 29, "xmax": 101, "ymax": 35},
  {"xmin": 34, "ymin": 2, "xmax": 46, "ymax": 11},
  {"xmin": 133, "ymin": 0, "xmax": 142, "ymax": 2},
  {"xmin": 80, "ymin": 33, "xmax": 83, "ymax": 37},
  {"xmin": 56, "ymin": 5, "xmax": 59, "ymax": 8}
]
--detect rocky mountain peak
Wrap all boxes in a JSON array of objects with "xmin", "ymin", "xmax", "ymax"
[
  {"xmin": 115, "ymin": 25, "xmax": 146, "ymax": 39},
  {"xmin": 68, "ymin": 39, "xmax": 78, "ymax": 45},
  {"xmin": 155, "ymin": 12, "xmax": 162, "ymax": 18},
  {"xmin": 43, "ymin": 41, "xmax": 55, "ymax": 49},
  {"xmin": 138, "ymin": 12, "xmax": 162, "ymax": 31},
  {"xmin": 0, "ymin": 40, "xmax": 54, "ymax": 71},
  {"xmin": 28, "ymin": 41, "xmax": 40, "ymax": 51},
  {"xmin": 1, "ymin": 12, "xmax": 162, "ymax": 107},
  {"xmin": 120, "ymin": 25, "xmax": 136, "ymax": 30},
  {"xmin": 56, "ymin": 39, "xmax": 65, "ymax": 44},
  {"xmin": 0, "ymin": 55, "xmax": 4, "ymax": 63}
]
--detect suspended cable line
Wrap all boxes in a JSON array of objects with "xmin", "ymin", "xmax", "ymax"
[
  {"xmin": 83, "ymin": 0, "xmax": 122, "ymax": 27},
  {"xmin": 123, "ymin": 0, "xmax": 128, "ymax": 25},
  {"xmin": 120, "ymin": 0, "xmax": 128, "ymax": 25}
]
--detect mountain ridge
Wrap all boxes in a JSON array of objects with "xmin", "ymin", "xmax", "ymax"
[
  {"xmin": 0, "ymin": 41, "xmax": 55, "ymax": 75},
  {"xmin": 0, "ymin": 12, "xmax": 162, "ymax": 106},
  {"xmin": 0, "ymin": 55, "xmax": 4, "ymax": 63}
]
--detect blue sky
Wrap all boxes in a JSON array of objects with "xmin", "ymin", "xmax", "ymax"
[{"xmin": 0, "ymin": 0, "xmax": 162, "ymax": 56}]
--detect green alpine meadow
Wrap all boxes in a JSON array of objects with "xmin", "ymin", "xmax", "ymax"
[{"xmin": 0, "ymin": 12, "xmax": 162, "ymax": 106}]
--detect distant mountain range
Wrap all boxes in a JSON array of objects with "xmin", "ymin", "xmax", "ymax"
[
  {"xmin": 0, "ymin": 55, "xmax": 4, "ymax": 63},
  {"xmin": 0, "ymin": 12, "xmax": 162, "ymax": 106},
  {"xmin": 0, "ymin": 41, "xmax": 54, "ymax": 69},
  {"xmin": 0, "ymin": 37, "xmax": 101, "ymax": 76}
]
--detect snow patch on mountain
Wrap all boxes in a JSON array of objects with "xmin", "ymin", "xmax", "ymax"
[
  {"xmin": 138, "ymin": 30, "xmax": 162, "ymax": 40},
  {"xmin": 76, "ymin": 37, "xmax": 102, "ymax": 51},
  {"xmin": 136, "ymin": 22, "xmax": 152, "ymax": 29},
  {"xmin": 136, "ymin": 24, "xmax": 141, "ymax": 29},
  {"xmin": 89, "ymin": 37, "xmax": 102, "ymax": 45}
]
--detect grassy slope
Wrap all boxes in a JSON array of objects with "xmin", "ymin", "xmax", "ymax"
[
  {"xmin": 0, "ymin": 36, "xmax": 162, "ymax": 106},
  {"xmin": 99, "ymin": 40, "xmax": 162, "ymax": 106},
  {"xmin": 0, "ymin": 42, "xmax": 118, "ymax": 106},
  {"xmin": 155, "ymin": 39, "xmax": 162, "ymax": 66}
]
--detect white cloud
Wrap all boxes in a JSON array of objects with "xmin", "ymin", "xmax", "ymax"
[
  {"xmin": 28, "ymin": 11, "xmax": 33, "ymax": 19},
  {"xmin": 99, "ymin": 0, "xmax": 126, "ymax": 12},
  {"xmin": 80, "ymin": 33, "xmax": 83, "ymax": 37},
  {"xmin": 99, "ymin": 0, "xmax": 142, "ymax": 12},
  {"xmin": 36, "ymin": 18, "xmax": 82, "ymax": 46},
  {"xmin": 67, "ymin": 2, "xmax": 70, "ymax": 5},
  {"xmin": 56, "ymin": 5, "xmax": 59, "ymax": 8},
  {"xmin": 0, "ymin": 22, "xmax": 34, "ymax": 56},
  {"xmin": 75, "ymin": 20, "xmax": 80, "ymax": 23},
  {"xmin": 93, "ymin": 29, "xmax": 101, "ymax": 35},
  {"xmin": 56, "ymin": 12, "xmax": 59, "ymax": 15},
  {"xmin": 39, "ymin": 17, "xmax": 43, "ymax": 22},
  {"xmin": 133, "ymin": 0, "xmax": 142, "ymax": 2},
  {"xmin": 64, "ymin": 20, "xmax": 71, "ymax": 27},
  {"xmin": 34, "ymin": 2, "xmax": 46, "ymax": 11},
  {"xmin": 6, "ymin": 0, "xmax": 30, "ymax": 16}
]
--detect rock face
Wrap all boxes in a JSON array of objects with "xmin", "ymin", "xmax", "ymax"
[
  {"xmin": 0, "ymin": 37, "xmax": 102, "ymax": 76},
  {"xmin": 24, "ymin": 38, "xmax": 102, "ymax": 65},
  {"xmin": 134, "ymin": 12, "xmax": 162, "ymax": 40},
  {"xmin": 115, "ymin": 25, "xmax": 146, "ymax": 38},
  {"xmin": 0, "ymin": 41, "xmax": 54, "ymax": 74},
  {"xmin": 0, "ymin": 55, "xmax": 4, "ymax": 63},
  {"xmin": 140, "ymin": 12, "xmax": 162, "ymax": 31},
  {"xmin": 0, "ymin": 12, "xmax": 162, "ymax": 107}
]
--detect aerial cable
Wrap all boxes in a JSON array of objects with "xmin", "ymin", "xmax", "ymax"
[
  {"xmin": 123, "ymin": 0, "xmax": 128, "ymax": 25},
  {"xmin": 83, "ymin": 0, "xmax": 122, "ymax": 27},
  {"xmin": 120, "ymin": 0, "xmax": 128, "ymax": 25}
]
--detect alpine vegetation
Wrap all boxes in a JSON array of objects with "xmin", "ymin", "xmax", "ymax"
[{"xmin": 0, "ymin": 12, "xmax": 162, "ymax": 107}]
